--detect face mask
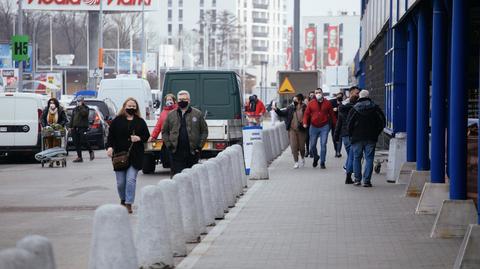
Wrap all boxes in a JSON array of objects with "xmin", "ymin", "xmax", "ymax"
[
  {"xmin": 178, "ymin": 100, "xmax": 189, "ymax": 109},
  {"xmin": 49, "ymin": 104, "xmax": 56, "ymax": 109},
  {"xmin": 125, "ymin": 108, "xmax": 136, "ymax": 115},
  {"xmin": 316, "ymin": 94, "xmax": 323, "ymax": 101},
  {"xmin": 337, "ymin": 97, "xmax": 343, "ymax": 101},
  {"xmin": 293, "ymin": 100, "xmax": 298, "ymax": 106},
  {"xmin": 165, "ymin": 100, "xmax": 174, "ymax": 107}
]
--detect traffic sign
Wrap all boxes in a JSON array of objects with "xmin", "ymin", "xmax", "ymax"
[
  {"xmin": 11, "ymin": 35, "xmax": 29, "ymax": 61},
  {"xmin": 278, "ymin": 77, "xmax": 295, "ymax": 94}
]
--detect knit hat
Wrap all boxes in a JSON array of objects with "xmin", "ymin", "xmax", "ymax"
[{"xmin": 359, "ymin": 90, "xmax": 369, "ymax": 99}]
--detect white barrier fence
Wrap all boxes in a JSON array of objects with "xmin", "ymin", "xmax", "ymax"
[{"xmin": 0, "ymin": 124, "xmax": 291, "ymax": 269}]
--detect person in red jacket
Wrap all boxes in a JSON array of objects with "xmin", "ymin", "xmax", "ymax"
[
  {"xmin": 245, "ymin": 95, "xmax": 266, "ymax": 125},
  {"xmin": 149, "ymin": 93, "xmax": 177, "ymax": 141},
  {"xmin": 303, "ymin": 88, "xmax": 336, "ymax": 169}
]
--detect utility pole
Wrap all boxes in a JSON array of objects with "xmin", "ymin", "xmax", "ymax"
[
  {"xmin": 17, "ymin": 0, "xmax": 23, "ymax": 92},
  {"xmin": 293, "ymin": 0, "xmax": 300, "ymax": 71},
  {"xmin": 141, "ymin": 0, "xmax": 146, "ymax": 78}
]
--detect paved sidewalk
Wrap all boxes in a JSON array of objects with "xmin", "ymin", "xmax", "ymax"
[{"xmin": 184, "ymin": 146, "xmax": 463, "ymax": 269}]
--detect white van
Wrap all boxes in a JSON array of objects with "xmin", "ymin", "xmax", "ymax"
[
  {"xmin": 97, "ymin": 78, "xmax": 154, "ymax": 121},
  {"xmin": 0, "ymin": 92, "xmax": 47, "ymax": 156}
]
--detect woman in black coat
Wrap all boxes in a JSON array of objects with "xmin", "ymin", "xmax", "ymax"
[
  {"xmin": 106, "ymin": 97, "xmax": 150, "ymax": 213},
  {"xmin": 275, "ymin": 93, "xmax": 307, "ymax": 169}
]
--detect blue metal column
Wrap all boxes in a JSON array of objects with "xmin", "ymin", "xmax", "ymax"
[
  {"xmin": 416, "ymin": 6, "xmax": 430, "ymax": 171},
  {"xmin": 431, "ymin": 0, "xmax": 447, "ymax": 183},
  {"xmin": 406, "ymin": 20, "xmax": 417, "ymax": 162},
  {"xmin": 449, "ymin": 0, "xmax": 467, "ymax": 200}
]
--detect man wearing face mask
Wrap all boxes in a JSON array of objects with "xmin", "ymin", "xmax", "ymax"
[
  {"xmin": 162, "ymin": 90, "xmax": 208, "ymax": 176},
  {"xmin": 303, "ymin": 88, "xmax": 336, "ymax": 169},
  {"xmin": 70, "ymin": 96, "xmax": 94, "ymax": 162}
]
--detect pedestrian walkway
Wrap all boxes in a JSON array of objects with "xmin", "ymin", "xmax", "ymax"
[{"xmin": 179, "ymin": 146, "xmax": 463, "ymax": 269}]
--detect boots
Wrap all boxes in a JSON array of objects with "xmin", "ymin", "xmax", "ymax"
[
  {"xmin": 345, "ymin": 172, "xmax": 353, "ymax": 184},
  {"xmin": 125, "ymin": 204, "xmax": 133, "ymax": 214}
]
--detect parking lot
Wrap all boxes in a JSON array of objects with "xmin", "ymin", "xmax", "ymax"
[{"xmin": 0, "ymin": 150, "xmax": 170, "ymax": 268}]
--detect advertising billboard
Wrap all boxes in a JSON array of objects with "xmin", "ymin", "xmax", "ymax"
[
  {"xmin": 303, "ymin": 27, "xmax": 317, "ymax": 71},
  {"xmin": 0, "ymin": 44, "xmax": 33, "ymax": 72},
  {"xmin": 285, "ymin": 26, "xmax": 292, "ymax": 70},
  {"xmin": 327, "ymin": 26, "xmax": 339, "ymax": 66},
  {"xmin": 23, "ymin": 0, "xmax": 159, "ymax": 11},
  {"xmin": 0, "ymin": 69, "xmax": 19, "ymax": 91}
]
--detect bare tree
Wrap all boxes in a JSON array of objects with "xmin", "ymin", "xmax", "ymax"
[
  {"xmin": 0, "ymin": 0, "xmax": 16, "ymax": 42},
  {"xmin": 104, "ymin": 13, "xmax": 142, "ymax": 50}
]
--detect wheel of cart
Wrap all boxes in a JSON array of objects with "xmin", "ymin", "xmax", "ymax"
[
  {"xmin": 373, "ymin": 150, "xmax": 389, "ymax": 174},
  {"xmin": 374, "ymin": 163, "xmax": 381, "ymax": 174},
  {"xmin": 39, "ymin": 126, "xmax": 68, "ymax": 168}
]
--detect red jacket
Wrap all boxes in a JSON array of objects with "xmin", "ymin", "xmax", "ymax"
[
  {"xmin": 303, "ymin": 99, "xmax": 336, "ymax": 128},
  {"xmin": 151, "ymin": 104, "xmax": 177, "ymax": 139},
  {"xmin": 245, "ymin": 100, "xmax": 266, "ymax": 117}
]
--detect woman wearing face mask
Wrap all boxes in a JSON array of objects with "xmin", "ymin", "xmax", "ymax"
[
  {"xmin": 149, "ymin": 94, "xmax": 177, "ymax": 141},
  {"xmin": 275, "ymin": 94, "xmax": 307, "ymax": 169},
  {"xmin": 41, "ymin": 98, "xmax": 68, "ymax": 166},
  {"xmin": 106, "ymin": 97, "xmax": 150, "ymax": 214}
]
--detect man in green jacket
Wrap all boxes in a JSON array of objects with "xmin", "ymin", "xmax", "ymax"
[
  {"xmin": 162, "ymin": 90, "xmax": 208, "ymax": 175},
  {"xmin": 70, "ymin": 96, "xmax": 94, "ymax": 162}
]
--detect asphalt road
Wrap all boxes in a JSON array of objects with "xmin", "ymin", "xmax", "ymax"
[{"xmin": 0, "ymin": 150, "xmax": 172, "ymax": 268}]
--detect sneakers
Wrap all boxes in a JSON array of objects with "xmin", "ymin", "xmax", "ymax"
[
  {"xmin": 320, "ymin": 162, "xmax": 326, "ymax": 169},
  {"xmin": 363, "ymin": 182, "xmax": 372, "ymax": 188},
  {"xmin": 72, "ymin": 157, "xmax": 83, "ymax": 163},
  {"xmin": 345, "ymin": 172, "xmax": 353, "ymax": 184},
  {"xmin": 125, "ymin": 204, "xmax": 133, "ymax": 214},
  {"xmin": 353, "ymin": 181, "xmax": 362, "ymax": 186},
  {"xmin": 313, "ymin": 156, "xmax": 319, "ymax": 167},
  {"xmin": 293, "ymin": 162, "xmax": 299, "ymax": 169},
  {"xmin": 89, "ymin": 151, "xmax": 95, "ymax": 161},
  {"xmin": 300, "ymin": 158, "xmax": 305, "ymax": 167}
]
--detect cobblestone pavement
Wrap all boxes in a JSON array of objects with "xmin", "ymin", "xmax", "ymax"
[{"xmin": 187, "ymin": 146, "xmax": 462, "ymax": 269}]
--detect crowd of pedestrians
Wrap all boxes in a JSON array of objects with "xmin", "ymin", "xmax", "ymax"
[{"xmin": 275, "ymin": 86, "xmax": 386, "ymax": 188}]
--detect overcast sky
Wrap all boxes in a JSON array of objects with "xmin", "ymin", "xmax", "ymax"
[{"xmin": 287, "ymin": 0, "xmax": 361, "ymax": 24}]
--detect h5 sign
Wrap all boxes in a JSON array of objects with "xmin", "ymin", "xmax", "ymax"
[{"xmin": 11, "ymin": 35, "xmax": 30, "ymax": 62}]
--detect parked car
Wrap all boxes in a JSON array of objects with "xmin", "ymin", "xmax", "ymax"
[
  {"xmin": 0, "ymin": 92, "xmax": 47, "ymax": 156},
  {"xmin": 69, "ymin": 98, "xmax": 117, "ymax": 125},
  {"xmin": 65, "ymin": 105, "xmax": 109, "ymax": 149}
]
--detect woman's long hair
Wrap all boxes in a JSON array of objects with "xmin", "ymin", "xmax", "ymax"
[{"xmin": 118, "ymin": 97, "xmax": 142, "ymax": 118}]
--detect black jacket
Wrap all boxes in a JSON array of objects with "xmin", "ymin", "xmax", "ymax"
[
  {"xmin": 347, "ymin": 98, "xmax": 386, "ymax": 143},
  {"xmin": 275, "ymin": 103, "xmax": 306, "ymax": 131},
  {"xmin": 106, "ymin": 115, "xmax": 150, "ymax": 171},
  {"xmin": 333, "ymin": 102, "xmax": 354, "ymax": 141},
  {"xmin": 41, "ymin": 107, "xmax": 68, "ymax": 127},
  {"xmin": 70, "ymin": 104, "xmax": 90, "ymax": 128}
]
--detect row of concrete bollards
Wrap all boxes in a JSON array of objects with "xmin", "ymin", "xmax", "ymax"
[
  {"xmin": 88, "ymin": 144, "xmax": 248, "ymax": 269},
  {"xmin": 250, "ymin": 122, "xmax": 290, "ymax": 180},
  {"xmin": 0, "ymin": 124, "xmax": 290, "ymax": 269}
]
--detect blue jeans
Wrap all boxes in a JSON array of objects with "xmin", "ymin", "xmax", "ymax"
[
  {"xmin": 342, "ymin": 136, "xmax": 353, "ymax": 173},
  {"xmin": 115, "ymin": 166, "xmax": 139, "ymax": 204},
  {"xmin": 352, "ymin": 141, "xmax": 376, "ymax": 184},
  {"xmin": 309, "ymin": 125, "xmax": 330, "ymax": 163}
]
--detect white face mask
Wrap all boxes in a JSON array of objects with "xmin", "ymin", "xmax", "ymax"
[
  {"xmin": 49, "ymin": 104, "xmax": 56, "ymax": 109},
  {"xmin": 165, "ymin": 100, "xmax": 174, "ymax": 107},
  {"xmin": 316, "ymin": 94, "xmax": 323, "ymax": 101}
]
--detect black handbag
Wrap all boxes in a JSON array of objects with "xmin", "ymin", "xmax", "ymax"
[{"xmin": 112, "ymin": 143, "xmax": 133, "ymax": 170}]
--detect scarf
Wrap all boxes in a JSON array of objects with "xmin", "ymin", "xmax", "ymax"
[{"xmin": 48, "ymin": 108, "xmax": 59, "ymax": 125}]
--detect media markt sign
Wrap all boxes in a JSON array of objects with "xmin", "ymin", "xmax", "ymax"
[{"xmin": 11, "ymin": 35, "xmax": 29, "ymax": 62}]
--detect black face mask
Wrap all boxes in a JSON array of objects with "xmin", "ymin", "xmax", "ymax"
[
  {"xmin": 178, "ymin": 100, "xmax": 189, "ymax": 109},
  {"xmin": 126, "ymin": 108, "xmax": 136, "ymax": 115},
  {"xmin": 293, "ymin": 101, "xmax": 298, "ymax": 106}
]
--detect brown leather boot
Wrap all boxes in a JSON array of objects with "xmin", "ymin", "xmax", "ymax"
[{"xmin": 125, "ymin": 204, "xmax": 133, "ymax": 214}]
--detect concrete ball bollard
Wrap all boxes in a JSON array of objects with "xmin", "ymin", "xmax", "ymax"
[
  {"xmin": 192, "ymin": 164, "xmax": 216, "ymax": 226},
  {"xmin": 268, "ymin": 129, "xmax": 277, "ymax": 161},
  {"xmin": 136, "ymin": 185, "xmax": 174, "ymax": 269},
  {"xmin": 204, "ymin": 160, "xmax": 226, "ymax": 219},
  {"xmin": 16, "ymin": 235, "xmax": 56, "ymax": 269},
  {"xmin": 222, "ymin": 151, "xmax": 239, "ymax": 203},
  {"xmin": 209, "ymin": 158, "xmax": 229, "ymax": 213},
  {"xmin": 273, "ymin": 126, "xmax": 282, "ymax": 158},
  {"xmin": 88, "ymin": 204, "xmax": 138, "ymax": 269},
  {"xmin": 157, "ymin": 180, "xmax": 187, "ymax": 257},
  {"xmin": 231, "ymin": 144, "xmax": 248, "ymax": 188},
  {"xmin": 172, "ymin": 173, "xmax": 201, "ymax": 243},
  {"xmin": 0, "ymin": 248, "xmax": 35, "ymax": 269},
  {"xmin": 223, "ymin": 148, "xmax": 242, "ymax": 197},
  {"xmin": 261, "ymin": 129, "xmax": 273, "ymax": 163},
  {"xmin": 279, "ymin": 122, "xmax": 289, "ymax": 150},
  {"xmin": 183, "ymin": 168, "xmax": 208, "ymax": 234},
  {"xmin": 249, "ymin": 140, "xmax": 269, "ymax": 180},
  {"xmin": 216, "ymin": 152, "xmax": 236, "ymax": 208}
]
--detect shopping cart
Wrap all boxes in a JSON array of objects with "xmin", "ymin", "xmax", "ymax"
[{"xmin": 36, "ymin": 125, "xmax": 68, "ymax": 168}]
